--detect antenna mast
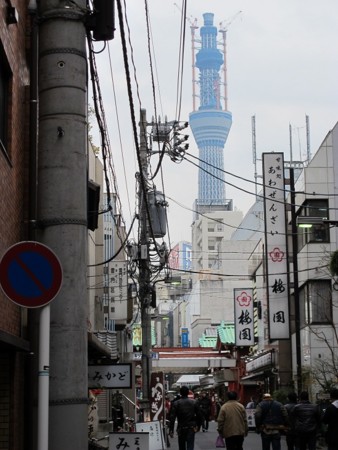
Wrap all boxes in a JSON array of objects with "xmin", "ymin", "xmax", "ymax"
[
  {"xmin": 174, "ymin": 3, "xmax": 198, "ymax": 111},
  {"xmin": 219, "ymin": 11, "xmax": 242, "ymax": 111},
  {"xmin": 252, "ymin": 115, "xmax": 258, "ymax": 198},
  {"xmin": 289, "ymin": 123, "xmax": 293, "ymax": 163},
  {"xmin": 305, "ymin": 115, "xmax": 311, "ymax": 162},
  {"xmin": 190, "ymin": 19, "xmax": 198, "ymax": 112}
]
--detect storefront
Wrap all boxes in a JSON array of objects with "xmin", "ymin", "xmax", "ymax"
[{"xmin": 240, "ymin": 350, "xmax": 277, "ymax": 402}]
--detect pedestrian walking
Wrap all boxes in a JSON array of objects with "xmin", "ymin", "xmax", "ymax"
[
  {"xmin": 291, "ymin": 391, "xmax": 321, "ymax": 450},
  {"xmin": 197, "ymin": 391, "xmax": 212, "ymax": 431},
  {"xmin": 215, "ymin": 394, "xmax": 224, "ymax": 418},
  {"xmin": 284, "ymin": 392, "xmax": 298, "ymax": 450},
  {"xmin": 322, "ymin": 388, "xmax": 338, "ymax": 450},
  {"xmin": 254, "ymin": 392, "xmax": 289, "ymax": 450},
  {"xmin": 217, "ymin": 390, "xmax": 248, "ymax": 450},
  {"xmin": 169, "ymin": 385, "xmax": 204, "ymax": 450}
]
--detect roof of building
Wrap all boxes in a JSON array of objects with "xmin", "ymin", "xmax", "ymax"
[
  {"xmin": 217, "ymin": 321, "xmax": 235, "ymax": 345},
  {"xmin": 198, "ymin": 327, "xmax": 218, "ymax": 347}
]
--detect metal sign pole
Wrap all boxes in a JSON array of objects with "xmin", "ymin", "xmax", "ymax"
[{"xmin": 37, "ymin": 304, "xmax": 50, "ymax": 450}]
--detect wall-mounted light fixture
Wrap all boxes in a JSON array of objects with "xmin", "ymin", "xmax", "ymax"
[{"xmin": 296, "ymin": 216, "xmax": 328, "ymax": 228}]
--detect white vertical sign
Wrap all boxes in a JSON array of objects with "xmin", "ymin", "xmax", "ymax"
[
  {"xmin": 108, "ymin": 261, "xmax": 128, "ymax": 321},
  {"xmin": 234, "ymin": 288, "xmax": 254, "ymax": 346},
  {"xmin": 262, "ymin": 153, "xmax": 290, "ymax": 340}
]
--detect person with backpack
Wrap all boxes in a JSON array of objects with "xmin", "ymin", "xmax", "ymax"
[
  {"xmin": 291, "ymin": 391, "xmax": 321, "ymax": 450},
  {"xmin": 255, "ymin": 393, "xmax": 289, "ymax": 450},
  {"xmin": 322, "ymin": 388, "xmax": 338, "ymax": 450},
  {"xmin": 284, "ymin": 392, "xmax": 298, "ymax": 450},
  {"xmin": 169, "ymin": 385, "xmax": 204, "ymax": 450}
]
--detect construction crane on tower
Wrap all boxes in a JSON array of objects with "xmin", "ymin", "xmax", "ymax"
[
  {"xmin": 173, "ymin": 3, "xmax": 199, "ymax": 111},
  {"xmin": 219, "ymin": 11, "xmax": 242, "ymax": 111}
]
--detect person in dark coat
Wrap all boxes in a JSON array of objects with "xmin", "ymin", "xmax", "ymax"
[
  {"xmin": 197, "ymin": 391, "xmax": 212, "ymax": 431},
  {"xmin": 291, "ymin": 391, "xmax": 321, "ymax": 450},
  {"xmin": 284, "ymin": 392, "xmax": 298, "ymax": 450},
  {"xmin": 169, "ymin": 385, "xmax": 204, "ymax": 450},
  {"xmin": 255, "ymin": 392, "xmax": 289, "ymax": 450},
  {"xmin": 322, "ymin": 388, "xmax": 338, "ymax": 450}
]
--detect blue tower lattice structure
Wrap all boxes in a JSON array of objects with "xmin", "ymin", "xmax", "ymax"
[{"xmin": 189, "ymin": 13, "xmax": 232, "ymax": 212}]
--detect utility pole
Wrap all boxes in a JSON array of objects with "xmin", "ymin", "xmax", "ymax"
[
  {"xmin": 290, "ymin": 168, "xmax": 302, "ymax": 394},
  {"xmin": 138, "ymin": 109, "xmax": 152, "ymax": 419},
  {"xmin": 37, "ymin": 0, "xmax": 88, "ymax": 448},
  {"xmin": 136, "ymin": 110, "xmax": 188, "ymax": 419}
]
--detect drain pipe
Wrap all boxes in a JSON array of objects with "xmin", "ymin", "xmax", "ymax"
[
  {"xmin": 28, "ymin": 0, "xmax": 38, "ymax": 240},
  {"xmin": 27, "ymin": 2, "xmax": 39, "ymax": 448}
]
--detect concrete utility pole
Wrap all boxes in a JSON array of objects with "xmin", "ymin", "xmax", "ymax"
[
  {"xmin": 138, "ymin": 109, "xmax": 152, "ymax": 419},
  {"xmin": 37, "ymin": 0, "xmax": 88, "ymax": 448},
  {"xmin": 290, "ymin": 168, "xmax": 302, "ymax": 394}
]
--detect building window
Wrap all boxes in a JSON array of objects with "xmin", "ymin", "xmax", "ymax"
[
  {"xmin": 208, "ymin": 222, "xmax": 215, "ymax": 232},
  {"xmin": 208, "ymin": 239, "xmax": 215, "ymax": 250},
  {"xmin": 299, "ymin": 280, "xmax": 332, "ymax": 327},
  {"xmin": 0, "ymin": 43, "xmax": 11, "ymax": 156},
  {"xmin": 297, "ymin": 199, "xmax": 329, "ymax": 249}
]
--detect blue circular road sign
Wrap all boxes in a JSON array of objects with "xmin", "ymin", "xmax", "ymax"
[{"xmin": 0, "ymin": 241, "xmax": 63, "ymax": 308}]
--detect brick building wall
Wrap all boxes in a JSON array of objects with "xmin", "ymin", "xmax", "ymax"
[{"xmin": 0, "ymin": 0, "xmax": 31, "ymax": 448}]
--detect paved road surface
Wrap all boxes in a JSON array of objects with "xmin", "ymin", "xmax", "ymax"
[{"xmin": 167, "ymin": 420, "xmax": 287, "ymax": 450}]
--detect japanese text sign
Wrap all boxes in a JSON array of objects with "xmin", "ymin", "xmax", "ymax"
[
  {"xmin": 135, "ymin": 421, "xmax": 164, "ymax": 450},
  {"xmin": 262, "ymin": 153, "xmax": 290, "ymax": 340},
  {"xmin": 150, "ymin": 372, "xmax": 164, "ymax": 422},
  {"xmin": 234, "ymin": 288, "xmax": 254, "ymax": 346},
  {"xmin": 88, "ymin": 364, "xmax": 131, "ymax": 389},
  {"xmin": 108, "ymin": 261, "xmax": 128, "ymax": 321},
  {"xmin": 109, "ymin": 432, "xmax": 149, "ymax": 450}
]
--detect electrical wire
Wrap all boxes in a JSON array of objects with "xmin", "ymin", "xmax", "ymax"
[
  {"xmin": 107, "ymin": 43, "xmax": 134, "ymax": 228},
  {"xmin": 88, "ymin": 215, "xmax": 137, "ymax": 267},
  {"xmin": 186, "ymin": 151, "xmax": 338, "ymax": 199},
  {"xmin": 183, "ymin": 153, "xmax": 337, "ymax": 213},
  {"xmin": 169, "ymin": 263, "xmax": 329, "ymax": 279}
]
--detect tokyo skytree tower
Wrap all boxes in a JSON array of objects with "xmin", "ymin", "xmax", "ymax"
[{"xmin": 189, "ymin": 13, "xmax": 232, "ymax": 209}]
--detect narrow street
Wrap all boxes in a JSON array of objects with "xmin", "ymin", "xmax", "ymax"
[{"xmin": 168, "ymin": 421, "xmax": 288, "ymax": 450}]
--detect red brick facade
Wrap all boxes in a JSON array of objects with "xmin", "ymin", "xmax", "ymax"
[{"xmin": 0, "ymin": 0, "xmax": 31, "ymax": 448}]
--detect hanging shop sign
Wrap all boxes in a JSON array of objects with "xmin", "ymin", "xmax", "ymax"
[
  {"xmin": 88, "ymin": 364, "xmax": 131, "ymax": 389},
  {"xmin": 234, "ymin": 288, "xmax": 254, "ymax": 346},
  {"xmin": 262, "ymin": 153, "xmax": 290, "ymax": 340}
]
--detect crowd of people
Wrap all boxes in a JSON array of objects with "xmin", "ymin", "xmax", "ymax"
[{"xmin": 166, "ymin": 386, "xmax": 338, "ymax": 450}]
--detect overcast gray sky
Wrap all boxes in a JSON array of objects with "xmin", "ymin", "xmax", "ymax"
[{"xmin": 92, "ymin": 0, "xmax": 338, "ymax": 245}]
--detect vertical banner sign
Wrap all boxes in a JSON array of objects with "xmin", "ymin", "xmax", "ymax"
[
  {"xmin": 108, "ymin": 261, "xmax": 128, "ymax": 321},
  {"xmin": 150, "ymin": 372, "xmax": 164, "ymax": 422},
  {"xmin": 262, "ymin": 153, "xmax": 290, "ymax": 340},
  {"xmin": 234, "ymin": 288, "xmax": 254, "ymax": 346},
  {"xmin": 181, "ymin": 327, "xmax": 189, "ymax": 347}
]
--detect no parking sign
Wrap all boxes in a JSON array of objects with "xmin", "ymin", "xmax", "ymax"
[{"xmin": 0, "ymin": 241, "xmax": 63, "ymax": 308}]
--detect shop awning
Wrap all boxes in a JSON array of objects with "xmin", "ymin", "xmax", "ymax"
[
  {"xmin": 175, "ymin": 374, "xmax": 203, "ymax": 386},
  {"xmin": 88, "ymin": 331, "xmax": 118, "ymax": 361},
  {"xmin": 214, "ymin": 368, "xmax": 236, "ymax": 383},
  {"xmin": 0, "ymin": 330, "xmax": 30, "ymax": 352},
  {"xmin": 240, "ymin": 371, "xmax": 265, "ymax": 385}
]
